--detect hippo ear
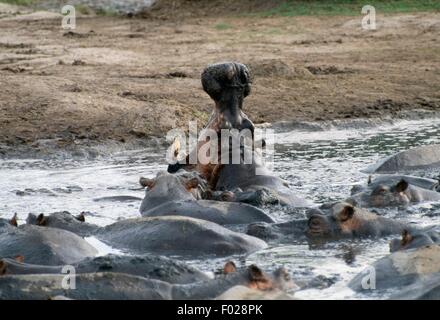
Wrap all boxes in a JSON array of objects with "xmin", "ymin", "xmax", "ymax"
[
  {"xmin": 223, "ymin": 261, "xmax": 237, "ymax": 274},
  {"xmin": 36, "ymin": 214, "xmax": 47, "ymax": 226},
  {"xmin": 401, "ymin": 229, "xmax": 413, "ymax": 247},
  {"xmin": 184, "ymin": 178, "xmax": 199, "ymax": 190},
  {"xmin": 395, "ymin": 179, "xmax": 409, "ymax": 192},
  {"xmin": 139, "ymin": 177, "xmax": 155, "ymax": 189},
  {"xmin": 339, "ymin": 205, "xmax": 355, "ymax": 222},
  {"xmin": 9, "ymin": 213, "xmax": 18, "ymax": 227},
  {"xmin": 0, "ymin": 260, "xmax": 6, "ymax": 275},
  {"xmin": 76, "ymin": 213, "xmax": 85, "ymax": 222}
]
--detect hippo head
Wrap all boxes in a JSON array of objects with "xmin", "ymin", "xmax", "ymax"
[
  {"xmin": 389, "ymin": 229, "xmax": 438, "ymax": 252},
  {"xmin": 223, "ymin": 262, "xmax": 297, "ymax": 292},
  {"xmin": 139, "ymin": 171, "xmax": 203, "ymax": 213},
  {"xmin": 367, "ymin": 179, "xmax": 411, "ymax": 207},
  {"xmin": 306, "ymin": 202, "xmax": 377, "ymax": 239},
  {"xmin": 26, "ymin": 212, "xmax": 85, "ymax": 227},
  {"xmin": 201, "ymin": 62, "xmax": 254, "ymax": 132}
]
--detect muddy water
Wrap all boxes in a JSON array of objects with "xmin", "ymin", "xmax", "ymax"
[{"xmin": 1, "ymin": 118, "xmax": 439, "ymax": 299}]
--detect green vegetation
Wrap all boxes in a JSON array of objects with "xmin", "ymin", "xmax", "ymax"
[
  {"xmin": 95, "ymin": 7, "xmax": 119, "ymax": 17},
  {"xmin": 214, "ymin": 22, "xmax": 233, "ymax": 30},
  {"xmin": 75, "ymin": 4, "xmax": 93, "ymax": 15},
  {"xmin": 258, "ymin": 0, "xmax": 440, "ymax": 17},
  {"xmin": 0, "ymin": 0, "xmax": 39, "ymax": 5}
]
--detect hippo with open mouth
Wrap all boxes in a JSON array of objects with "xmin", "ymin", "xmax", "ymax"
[
  {"xmin": 348, "ymin": 178, "xmax": 440, "ymax": 208},
  {"xmin": 0, "ymin": 217, "xmax": 97, "ymax": 266},
  {"xmin": 168, "ymin": 62, "xmax": 255, "ymax": 186},
  {"xmin": 139, "ymin": 171, "xmax": 274, "ymax": 225}
]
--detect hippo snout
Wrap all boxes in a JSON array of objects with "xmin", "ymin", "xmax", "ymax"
[{"xmin": 306, "ymin": 215, "xmax": 330, "ymax": 237}]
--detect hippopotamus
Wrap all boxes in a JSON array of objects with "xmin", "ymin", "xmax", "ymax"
[
  {"xmin": 305, "ymin": 202, "xmax": 409, "ymax": 240},
  {"xmin": 168, "ymin": 62, "xmax": 255, "ymax": 186},
  {"xmin": 0, "ymin": 263, "xmax": 294, "ymax": 300},
  {"xmin": 95, "ymin": 216, "xmax": 267, "ymax": 257},
  {"xmin": 0, "ymin": 254, "xmax": 210, "ymax": 284},
  {"xmin": 349, "ymin": 244, "xmax": 440, "ymax": 294},
  {"xmin": 389, "ymin": 225, "xmax": 440, "ymax": 252},
  {"xmin": 246, "ymin": 219, "xmax": 308, "ymax": 242},
  {"xmin": 26, "ymin": 212, "xmax": 99, "ymax": 237},
  {"xmin": 389, "ymin": 272, "xmax": 440, "ymax": 300},
  {"xmin": 212, "ymin": 143, "xmax": 311, "ymax": 208},
  {"xmin": 139, "ymin": 171, "xmax": 274, "ymax": 225},
  {"xmin": 24, "ymin": 211, "xmax": 268, "ymax": 257},
  {"xmin": 348, "ymin": 178, "xmax": 440, "ymax": 208},
  {"xmin": 365, "ymin": 144, "xmax": 440, "ymax": 173},
  {"xmin": 0, "ymin": 218, "xmax": 97, "ymax": 265},
  {"xmin": 350, "ymin": 174, "xmax": 439, "ymax": 195}
]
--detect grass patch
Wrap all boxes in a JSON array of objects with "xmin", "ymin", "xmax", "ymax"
[
  {"xmin": 214, "ymin": 22, "xmax": 233, "ymax": 30},
  {"xmin": 0, "ymin": 0, "xmax": 39, "ymax": 5},
  {"xmin": 75, "ymin": 4, "xmax": 94, "ymax": 15},
  {"xmin": 95, "ymin": 7, "xmax": 119, "ymax": 16},
  {"xmin": 258, "ymin": 0, "xmax": 440, "ymax": 17}
]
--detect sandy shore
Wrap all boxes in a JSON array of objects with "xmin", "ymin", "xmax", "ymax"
[{"xmin": 0, "ymin": 3, "xmax": 439, "ymax": 157}]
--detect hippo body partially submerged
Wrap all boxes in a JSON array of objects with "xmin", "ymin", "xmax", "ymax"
[
  {"xmin": 0, "ymin": 264, "xmax": 294, "ymax": 300},
  {"xmin": 26, "ymin": 212, "xmax": 99, "ymax": 237},
  {"xmin": 306, "ymin": 202, "xmax": 409, "ymax": 241},
  {"xmin": 0, "ymin": 254, "xmax": 210, "ymax": 284},
  {"xmin": 365, "ymin": 144, "xmax": 440, "ymax": 173},
  {"xmin": 349, "ymin": 245, "xmax": 440, "ymax": 295},
  {"xmin": 389, "ymin": 225, "xmax": 440, "ymax": 252},
  {"xmin": 348, "ymin": 178, "xmax": 440, "ymax": 208},
  {"xmin": 0, "ymin": 273, "xmax": 173, "ymax": 300},
  {"xmin": 213, "ymin": 145, "xmax": 311, "ymax": 208},
  {"xmin": 96, "ymin": 216, "xmax": 267, "ymax": 257},
  {"xmin": 0, "ymin": 219, "xmax": 97, "ymax": 265},
  {"xmin": 140, "ymin": 172, "xmax": 274, "ymax": 225},
  {"xmin": 351, "ymin": 175, "xmax": 439, "ymax": 195}
]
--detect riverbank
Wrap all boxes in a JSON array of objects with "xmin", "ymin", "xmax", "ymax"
[{"xmin": 1, "ymin": 2, "xmax": 439, "ymax": 157}]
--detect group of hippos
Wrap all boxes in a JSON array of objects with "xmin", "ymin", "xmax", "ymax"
[{"xmin": 1, "ymin": 62, "xmax": 440, "ymax": 300}]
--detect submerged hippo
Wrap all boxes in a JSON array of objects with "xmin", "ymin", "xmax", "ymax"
[
  {"xmin": 212, "ymin": 143, "xmax": 311, "ymax": 208},
  {"xmin": 350, "ymin": 174, "xmax": 439, "ymax": 195},
  {"xmin": 305, "ymin": 202, "xmax": 409, "ymax": 240},
  {"xmin": 389, "ymin": 226, "xmax": 440, "ymax": 252},
  {"xmin": 365, "ymin": 144, "xmax": 440, "ymax": 173},
  {"xmin": 0, "ymin": 254, "xmax": 210, "ymax": 284},
  {"xmin": 0, "ymin": 218, "xmax": 97, "ymax": 265},
  {"xmin": 26, "ymin": 212, "xmax": 99, "ymax": 237},
  {"xmin": 0, "ymin": 263, "xmax": 294, "ymax": 300},
  {"xmin": 96, "ymin": 216, "xmax": 267, "ymax": 257},
  {"xmin": 168, "ymin": 62, "xmax": 255, "ymax": 186},
  {"xmin": 348, "ymin": 178, "xmax": 440, "ymax": 208},
  {"xmin": 246, "ymin": 219, "xmax": 308, "ymax": 242},
  {"xmin": 139, "ymin": 171, "xmax": 273, "ymax": 225},
  {"xmin": 349, "ymin": 244, "xmax": 440, "ymax": 294}
]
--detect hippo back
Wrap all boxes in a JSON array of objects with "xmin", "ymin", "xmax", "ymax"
[
  {"xmin": 0, "ymin": 224, "xmax": 97, "ymax": 265},
  {"xmin": 96, "ymin": 216, "xmax": 267, "ymax": 257}
]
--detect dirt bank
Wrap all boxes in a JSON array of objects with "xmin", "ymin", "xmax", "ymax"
[{"xmin": 0, "ymin": 3, "xmax": 439, "ymax": 157}]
